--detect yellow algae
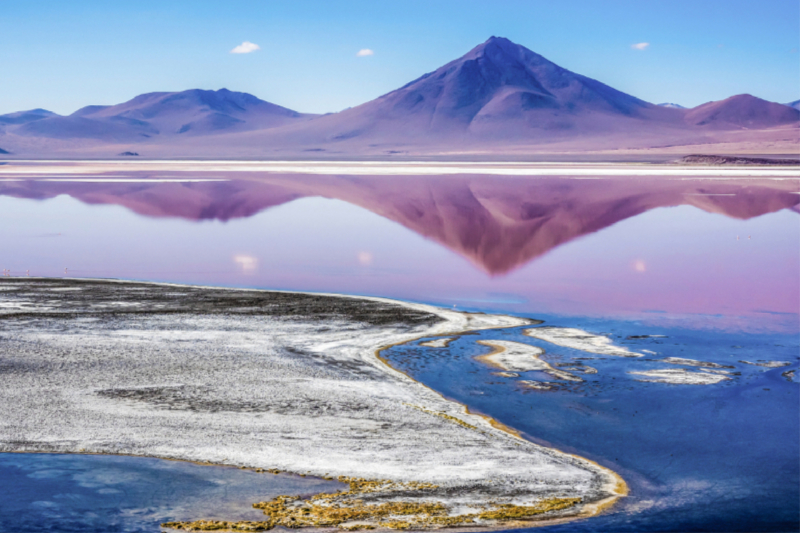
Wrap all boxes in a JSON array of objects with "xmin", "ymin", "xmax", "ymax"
[
  {"xmin": 163, "ymin": 476, "xmax": 449, "ymax": 531},
  {"xmin": 464, "ymin": 406, "xmax": 523, "ymax": 440},
  {"xmin": 403, "ymin": 403, "xmax": 478, "ymax": 431},
  {"xmin": 163, "ymin": 474, "xmax": 584, "ymax": 531},
  {"xmin": 477, "ymin": 498, "xmax": 581, "ymax": 520}
]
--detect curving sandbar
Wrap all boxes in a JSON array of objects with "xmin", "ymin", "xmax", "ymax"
[{"xmin": 0, "ymin": 279, "xmax": 624, "ymax": 531}]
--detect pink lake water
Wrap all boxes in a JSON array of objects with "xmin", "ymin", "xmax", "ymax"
[
  {"xmin": 0, "ymin": 165, "xmax": 798, "ymax": 533},
  {"xmin": 0, "ymin": 170, "xmax": 797, "ymax": 333}
]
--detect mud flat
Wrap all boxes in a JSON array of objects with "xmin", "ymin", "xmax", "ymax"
[{"xmin": 0, "ymin": 279, "xmax": 624, "ymax": 531}]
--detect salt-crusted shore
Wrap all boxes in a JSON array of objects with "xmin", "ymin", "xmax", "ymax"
[{"xmin": 0, "ymin": 279, "xmax": 625, "ymax": 531}]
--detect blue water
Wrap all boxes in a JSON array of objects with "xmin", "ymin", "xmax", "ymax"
[
  {"xmin": 384, "ymin": 316, "xmax": 800, "ymax": 533},
  {"xmin": 0, "ymin": 453, "xmax": 343, "ymax": 533}
]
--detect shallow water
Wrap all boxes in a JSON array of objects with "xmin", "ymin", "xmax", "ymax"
[
  {"xmin": 0, "ymin": 168, "xmax": 798, "ymax": 531},
  {"xmin": 384, "ymin": 320, "xmax": 799, "ymax": 532},
  {"xmin": 0, "ymin": 453, "xmax": 343, "ymax": 533}
]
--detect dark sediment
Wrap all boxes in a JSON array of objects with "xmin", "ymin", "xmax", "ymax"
[{"xmin": 672, "ymin": 154, "xmax": 800, "ymax": 166}]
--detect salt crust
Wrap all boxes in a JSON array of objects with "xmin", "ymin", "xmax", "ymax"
[
  {"xmin": 2, "ymin": 160, "xmax": 797, "ymax": 178},
  {"xmin": 519, "ymin": 381, "xmax": 557, "ymax": 391},
  {"xmin": 419, "ymin": 337, "xmax": 456, "ymax": 348},
  {"xmin": 739, "ymin": 360, "xmax": 792, "ymax": 368},
  {"xmin": 523, "ymin": 328, "xmax": 641, "ymax": 358},
  {"xmin": 475, "ymin": 340, "xmax": 583, "ymax": 382},
  {"xmin": 660, "ymin": 357, "xmax": 734, "ymax": 370},
  {"xmin": 628, "ymin": 368, "xmax": 731, "ymax": 385},
  {"xmin": 0, "ymin": 279, "xmax": 621, "ymax": 523}
]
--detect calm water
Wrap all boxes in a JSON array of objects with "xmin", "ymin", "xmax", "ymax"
[
  {"xmin": 0, "ymin": 453, "xmax": 342, "ymax": 533},
  {"xmin": 0, "ymin": 173, "xmax": 797, "ymax": 332},
  {"xmin": 0, "ymin": 169, "xmax": 798, "ymax": 531},
  {"xmin": 385, "ymin": 322, "xmax": 799, "ymax": 533}
]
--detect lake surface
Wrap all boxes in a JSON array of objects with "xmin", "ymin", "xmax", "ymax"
[
  {"xmin": 385, "ymin": 323, "xmax": 798, "ymax": 533},
  {"xmin": 0, "ymin": 453, "xmax": 343, "ymax": 533},
  {"xmin": 0, "ymin": 162, "xmax": 798, "ymax": 531}
]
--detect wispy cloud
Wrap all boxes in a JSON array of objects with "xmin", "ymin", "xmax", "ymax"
[
  {"xmin": 356, "ymin": 48, "xmax": 374, "ymax": 57},
  {"xmin": 631, "ymin": 42, "xmax": 650, "ymax": 51},
  {"xmin": 231, "ymin": 41, "xmax": 260, "ymax": 54}
]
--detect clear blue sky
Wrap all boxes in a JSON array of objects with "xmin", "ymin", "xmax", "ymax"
[{"xmin": 2, "ymin": 0, "xmax": 798, "ymax": 115}]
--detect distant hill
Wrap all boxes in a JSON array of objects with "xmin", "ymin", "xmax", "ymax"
[
  {"xmin": 786, "ymin": 100, "xmax": 800, "ymax": 111},
  {"xmin": 0, "ymin": 108, "xmax": 59, "ymax": 125},
  {"xmin": 658, "ymin": 103, "xmax": 686, "ymax": 109},
  {"xmin": 11, "ymin": 89, "xmax": 316, "ymax": 141},
  {"xmin": 685, "ymin": 94, "xmax": 800, "ymax": 129}
]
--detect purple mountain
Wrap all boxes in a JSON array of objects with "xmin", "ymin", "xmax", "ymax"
[
  {"xmin": 0, "ymin": 108, "xmax": 59, "ymax": 125},
  {"xmin": 259, "ymin": 36, "xmax": 685, "ymax": 147},
  {"xmin": 685, "ymin": 94, "xmax": 799, "ymax": 129},
  {"xmin": 0, "ymin": 37, "xmax": 796, "ymax": 156},
  {"xmin": 12, "ymin": 89, "xmax": 315, "ymax": 141}
]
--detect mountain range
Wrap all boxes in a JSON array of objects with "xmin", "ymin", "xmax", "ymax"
[{"xmin": 1, "ymin": 37, "xmax": 797, "ymax": 158}]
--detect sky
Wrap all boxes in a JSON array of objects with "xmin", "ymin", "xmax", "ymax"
[{"xmin": 1, "ymin": 0, "xmax": 798, "ymax": 115}]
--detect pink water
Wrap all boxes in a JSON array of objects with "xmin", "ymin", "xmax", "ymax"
[{"xmin": 0, "ymin": 173, "xmax": 797, "ymax": 332}]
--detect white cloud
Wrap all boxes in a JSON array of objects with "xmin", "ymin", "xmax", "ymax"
[
  {"xmin": 631, "ymin": 42, "xmax": 650, "ymax": 51},
  {"xmin": 231, "ymin": 41, "xmax": 260, "ymax": 54},
  {"xmin": 356, "ymin": 49, "xmax": 374, "ymax": 57},
  {"xmin": 233, "ymin": 254, "xmax": 259, "ymax": 273}
]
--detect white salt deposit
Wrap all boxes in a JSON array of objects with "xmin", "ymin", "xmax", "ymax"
[
  {"xmin": 475, "ymin": 340, "xmax": 583, "ymax": 382},
  {"xmin": 524, "ymin": 327, "xmax": 641, "ymax": 357},
  {"xmin": 628, "ymin": 368, "xmax": 730, "ymax": 385},
  {"xmin": 2, "ymin": 160, "xmax": 796, "ymax": 178},
  {"xmin": 419, "ymin": 337, "xmax": 455, "ymax": 348},
  {"xmin": 475, "ymin": 340, "xmax": 548, "ymax": 372},
  {"xmin": 519, "ymin": 381, "xmax": 558, "ymax": 391},
  {"xmin": 661, "ymin": 357, "xmax": 734, "ymax": 369},
  {"xmin": 739, "ymin": 360, "xmax": 792, "ymax": 368}
]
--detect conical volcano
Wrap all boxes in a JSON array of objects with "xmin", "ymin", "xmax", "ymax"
[
  {"xmin": 376, "ymin": 36, "xmax": 654, "ymax": 129},
  {"xmin": 244, "ymin": 36, "xmax": 685, "ymax": 149}
]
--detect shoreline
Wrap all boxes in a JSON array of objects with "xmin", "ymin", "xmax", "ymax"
[
  {"xmin": 0, "ymin": 277, "xmax": 627, "ymax": 531},
  {"xmin": 1, "ymin": 159, "xmax": 798, "ymax": 178}
]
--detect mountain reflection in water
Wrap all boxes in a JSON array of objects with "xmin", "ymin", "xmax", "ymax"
[{"xmin": 1, "ymin": 173, "xmax": 797, "ymax": 331}]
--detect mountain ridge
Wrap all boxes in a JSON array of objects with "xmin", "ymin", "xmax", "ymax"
[
  {"xmin": 9, "ymin": 89, "xmax": 315, "ymax": 141},
  {"xmin": 0, "ymin": 37, "xmax": 796, "ymax": 157}
]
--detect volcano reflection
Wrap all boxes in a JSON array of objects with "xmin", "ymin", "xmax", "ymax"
[{"xmin": 2, "ymin": 174, "xmax": 797, "ymax": 276}]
